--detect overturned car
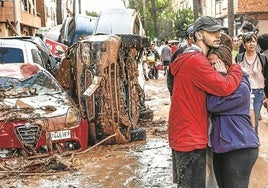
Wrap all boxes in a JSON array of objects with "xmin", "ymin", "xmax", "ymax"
[
  {"xmin": 56, "ymin": 11, "xmax": 153, "ymax": 145},
  {"xmin": 0, "ymin": 63, "xmax": 88, "ymax": 159}
]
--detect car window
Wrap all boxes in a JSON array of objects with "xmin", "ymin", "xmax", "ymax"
[
  {"xmin": 31, "ymin": 49, "xmax": 44, "ymax": 67},
  {"xmin": 0, "ymin": 47, "xmax": 24, "ymax": 63}
]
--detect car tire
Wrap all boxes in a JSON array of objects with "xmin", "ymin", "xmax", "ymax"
[{"xmin": 130, "ymin": 128, "xmax": 146, "ymax": 141}]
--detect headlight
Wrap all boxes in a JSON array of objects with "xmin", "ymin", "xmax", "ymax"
[{"xmin": 65, "ymin": 108, "xmax": 80, "ymax": 128}]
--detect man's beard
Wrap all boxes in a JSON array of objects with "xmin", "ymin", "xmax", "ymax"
[{"xmin": 203, "ymin": 37, "xmax": 220, "ymax": 48}]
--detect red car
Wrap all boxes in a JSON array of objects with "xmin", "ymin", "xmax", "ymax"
[{"xmin": 0, "ymin": 63, "xmax": 88, "ymax": 159}]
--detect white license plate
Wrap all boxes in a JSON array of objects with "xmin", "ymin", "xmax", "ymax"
[{"xmin": 50, "ymin": 130, "xmax": 71, "ymax": 141}]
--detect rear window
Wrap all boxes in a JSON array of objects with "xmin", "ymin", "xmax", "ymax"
[{"xmin": 0, "ymin": 47, "xmax": 24, "ymax": 63}]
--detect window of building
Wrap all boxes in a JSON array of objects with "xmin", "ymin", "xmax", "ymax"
[
  {"xmin": 215, "ymin": 1, "xmax": 221, "ymax": 15},
  {"xmin": 21, "ymin": 0, "xmax": 28, "ymax": 11}
]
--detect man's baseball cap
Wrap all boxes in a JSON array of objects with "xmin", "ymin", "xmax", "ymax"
[{"xmin": 194, "ymin": 16, "xmax": 227, "ymax": 32}]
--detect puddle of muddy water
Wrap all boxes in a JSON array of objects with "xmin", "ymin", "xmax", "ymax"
[{"xmin": 133, "ymin": 138, "xmax": 176, "ymax": 188}]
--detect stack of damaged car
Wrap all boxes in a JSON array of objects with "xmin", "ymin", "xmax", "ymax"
[
  {"xmin": 56, "ymin": 8, "xmax": 152, "ymax": 145},
  {"xmin": 0, "ymin": 63, "xmax": 88, "ymax": 160}
]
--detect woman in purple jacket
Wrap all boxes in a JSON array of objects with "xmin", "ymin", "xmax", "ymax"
[{"xmin": 207, "ymin": 43, "xmax": 259, "ymax": 188}]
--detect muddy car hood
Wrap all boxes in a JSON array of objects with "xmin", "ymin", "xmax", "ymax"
[{"xmin": 0, "ymin": 92, "xmax": 72, "ymax": 121}]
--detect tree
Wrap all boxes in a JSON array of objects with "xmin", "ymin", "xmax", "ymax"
[
  {"xmin": 56, "ymin": 0, "xmax": 62, "ymax": 24},
  {"xmin": 128, "ymin": 0, "xmax": 175, "ymax": 41},
  {"xmin": 193, "ymin": 0, "xmax": 201, "ymax": 20},
  {"xmin": 85, "ymin": 11, "xmax": 98, "ymax": 17},
  {"xmin": 174, "ymin": 8, "xmax": 194, "ymax": 39}
]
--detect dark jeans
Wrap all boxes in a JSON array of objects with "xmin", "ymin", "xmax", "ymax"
[
  {"xmin": 213, "ymin": 148, "xmax": 259, "ymax": 188},
  {"xmin": 252, "ymin": 88, "xmax": 264, "ymax": 134},
  {"xmin": 172, "ymin": 148, "xmax": 207, "ymax": 188}
]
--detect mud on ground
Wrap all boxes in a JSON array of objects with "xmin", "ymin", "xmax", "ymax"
[{"xmin": 1, "ymin": 72, "xmax": 268, "ymax": 188}]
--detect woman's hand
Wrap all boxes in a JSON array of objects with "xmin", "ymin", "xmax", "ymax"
[{"xmin": 212, "ymin": 60, "xmax": 227, "ymax": 73}]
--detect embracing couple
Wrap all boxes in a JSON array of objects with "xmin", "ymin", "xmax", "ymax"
[{"xmin": 168, "ymin": 16, "xmax": 260, "ymax": 188}]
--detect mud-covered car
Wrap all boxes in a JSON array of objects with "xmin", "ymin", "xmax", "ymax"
[
  {"xmin": 56, "ymin": 8, "xmax": 152, "ymax": 145},
  {"xmin": 0, "ymin": 63, "xmax": 88, "ymax": 159}
]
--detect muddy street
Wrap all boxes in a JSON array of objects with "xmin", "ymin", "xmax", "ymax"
[{"xmin": 1, "ymin": 71, "xmax": 268, "ymax": 188}]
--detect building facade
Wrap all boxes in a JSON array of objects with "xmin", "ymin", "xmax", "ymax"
[
  {"xmin": 0, "ymin": 0, "xmax": 72, "ymax": 37},
  {"xmin": 173, "ymin": 0, "xmax": 268, "ymax": 36},
  {"xmin": 0, "ymin": 0, "xmax": 41, "ymax": 36}
]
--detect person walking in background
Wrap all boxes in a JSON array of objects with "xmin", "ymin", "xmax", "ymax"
[
  {"xmin": 238, "ymin": 21, "xmax": 259, "ymax": 54},
  {"xmin": 167, "ymin": 24, "xmax": 194, "ymax": 96},
  {"xmin": 235, "ymin": 33, "xmax": 268, "ymax": 134},
  {"xmin": 160, "ymin": 40, "xmax": 171, "ymax": 76},
  {"xmin": 207, "ymin": 37, "xmax": 259, "ymax": 188},
  {"xmin": 257, "ymin": 33, "xmax": 268, "ymax": 111},
  {"xmin": 258, "ymin": 33, "xmax": 268, "ymax": 59},
  {"xmin": 170, "ymin": 42, "xmax": 178, "ymax": 55},
  {"xmin": 168, "ymin": 16, "xmax": 243, "ymax": 188},
  {"xmin": 232, "ymin": 36, "xmax": 239, "ymax": 57}
]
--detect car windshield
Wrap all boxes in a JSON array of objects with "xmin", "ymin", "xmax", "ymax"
[
  {"xmin": 0, "ymin": 47, "xmax": 24, "ymax": 63},
  {"xmin": 0, "ymin": 70, "xmax": 62, "ymax": 98}
]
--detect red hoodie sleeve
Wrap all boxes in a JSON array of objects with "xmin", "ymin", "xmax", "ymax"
[{"xmin": 192, "ymin": 54, "xmax": 243, "ymax": 96}]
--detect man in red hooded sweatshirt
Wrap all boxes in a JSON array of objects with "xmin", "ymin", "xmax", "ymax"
[{"xmin": 168, "ymin": 16, "xmax": 243, "ymax": 188}]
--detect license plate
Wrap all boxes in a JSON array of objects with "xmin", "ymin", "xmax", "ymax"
[{"xmin": 50, "ymin": 130, "xmax": 71, "ymax": 141}]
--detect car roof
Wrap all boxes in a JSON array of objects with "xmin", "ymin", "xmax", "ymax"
[
  {"xmin": 1, "ymin": 36, "xmax": 51, "ymax": 54},
  {"xmin": 0, "ymin": 38, "xmax": 37, "ymax": 48},
  {"xmin": 0, "ymin": 63, "xmax": 44, "ymax": 79},
  {"xmin": 94, "ymin": 8, "xmax": 144, "ymax": 35}
]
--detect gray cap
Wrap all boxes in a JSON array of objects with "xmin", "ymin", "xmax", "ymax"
[
  {"xmin": 186, "ymin": 24, "xmax": 194, "ymax": 37},
  {"xmin": 194, "ymin": 16, "xmax": 227, "ymax": 32}
]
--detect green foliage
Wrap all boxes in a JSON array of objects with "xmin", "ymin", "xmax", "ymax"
[
  {"xmin": 85, "ymin": 11, "xmax": 99, "ymax": 17},
  {"xmin": 174, "ymin": 8, "xmax": 194, "ymax": 39},
  {"xmin": 128, "ymin": 0, "xmax": 193, "ymax": 42},
  {"xmin": 128, "ymin": 0, "xmax": 175, "ymax": 41}
]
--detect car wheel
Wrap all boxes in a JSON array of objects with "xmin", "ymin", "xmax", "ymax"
[{"xmin": 130, "ymin": 128, "xmax": 146, "ymax": 141}]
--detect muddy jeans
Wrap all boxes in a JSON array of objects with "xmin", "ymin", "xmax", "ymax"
[
  {"xmin": 213, "ymin": 148, "xmax": 259, "ymax": 188},
  {"xmin": 172, "ymin": 148, "xmax": 206, "ymax": 188}
]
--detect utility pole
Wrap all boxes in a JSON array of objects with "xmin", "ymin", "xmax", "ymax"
[
  {"xmin": 228, "ymin": 0, "xmax": 234, "ymax": 37},
  {"xmin": 13, "ymin": 0, "xmax": 21, "ymax": 35}
]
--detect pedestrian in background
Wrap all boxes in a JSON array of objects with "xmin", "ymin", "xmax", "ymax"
[
  {"xmin": 238, "ymin": 21, "xmax": 258, "ymax": 53},
  {"xmin": 257, "ymin": 33, "xmax": 268, "ymax": 111},
  {"xmin": 160, "ymin": 40, "xmax": 171, "ymax": 76},
  {"xmin": 235, "ymin": 32, "xmax": 268, "ymax": 134},
  {"xmin": 232, "ymin": 36, "xmax": 239, "ymax": 57},
  {"xmin": 168, "ymin": 16, "xmax": 243, "ymax": 188},
  {"xmin": 207, "ymin": 36, "xmax": 259, "ymax": 188}
]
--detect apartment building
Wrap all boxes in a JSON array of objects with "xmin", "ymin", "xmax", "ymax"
[
  {"xmin": 0, "ymin": 0, "xmax": 73, "ymax": 37},
  {"xmin": 173, "ymin": 0, "xmax": 268, "ymax": 35},
  {"xmin": 0, "ymin": 0, "xmax": 41, "ymax": 36}
]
